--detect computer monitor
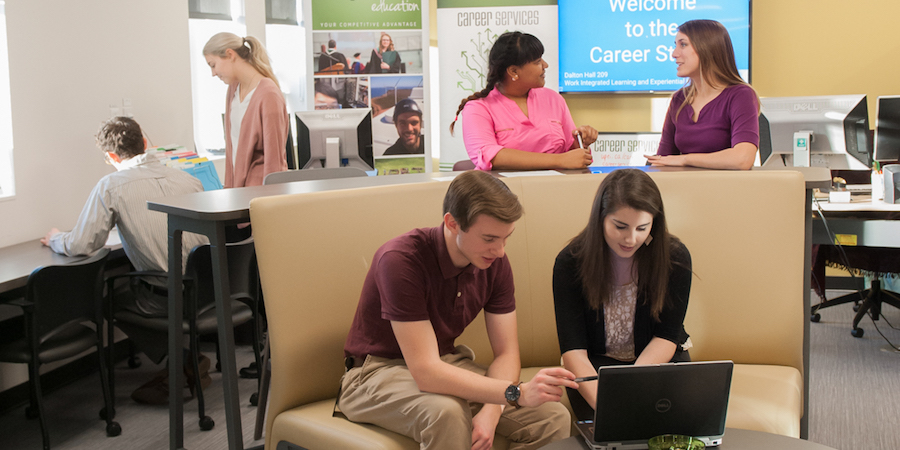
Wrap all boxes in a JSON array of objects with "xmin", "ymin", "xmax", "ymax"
[
  {"xmin": 874, "ymin": 96, "xmax": 900, "ymax": 163},
  {"xmin": 295, "ymin": 109, "xmax": 374, "ymax": 170},
  {"xmin": 758, "ymin": 94, "xmax": 872, "ymax": 170}
]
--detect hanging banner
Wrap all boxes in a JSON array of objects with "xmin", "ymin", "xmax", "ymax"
[
  {"xmin": 305, "ymin": 0, "xmax": 431, "ymax": 175},
  {"xmin": 437, "ymin": 0, "xmax": 559, "ymax": 171}
]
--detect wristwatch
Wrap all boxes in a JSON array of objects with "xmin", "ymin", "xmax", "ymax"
[{"xmin": 505, "ymin": 382, "xmax": 522, "ymax": 408}]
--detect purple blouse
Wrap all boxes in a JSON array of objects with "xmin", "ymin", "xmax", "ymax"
[{"xmin": 656, "ymin": 84, "xmax": 759, "ymax": 156}]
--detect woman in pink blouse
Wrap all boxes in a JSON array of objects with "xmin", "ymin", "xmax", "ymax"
[{"xmin": 450, "ymin": 32, "xmax": 597, "ymax": 171}]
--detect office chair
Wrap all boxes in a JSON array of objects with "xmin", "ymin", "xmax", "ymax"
[
  {"xmin": 810, "ymin": 245, "xmax": 900, "ymax": 337},
  {"xmin": 452, "ymin": 159, "xmax": 476, "ymax": 171},
  {"xmin": 106, "ymin": 240, "xmax": 255, "ymax": 431},
  {"xmin": 0, "ymin": 248, "xmax": 120, "ymax": 450},
  {"xmin": 249, "ymin": 166, "xmax": 370, "ymax": 438}
]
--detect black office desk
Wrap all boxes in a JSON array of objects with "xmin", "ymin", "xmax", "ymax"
[
  {"xmin": 148, "ymin": 168, "xmax": 830, "ymax": 449},
  {"xmin": 0, "ymin": 236, "xmax": 126, "ymax": 301}
]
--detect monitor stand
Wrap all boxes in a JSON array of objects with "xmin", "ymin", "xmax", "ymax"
[{"xmin": 325, "ymin": 137, "xmax": 340, "ymax": 168}]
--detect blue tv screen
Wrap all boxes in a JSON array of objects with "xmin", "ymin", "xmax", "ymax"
[{"xmin": 558, "ymin": 0, "xmax": 751, "ymax": 93}]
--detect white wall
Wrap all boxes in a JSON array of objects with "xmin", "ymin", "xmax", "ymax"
[{"xmin": 0, "ymin": 0, "xmax": 194, "ymax": 247}]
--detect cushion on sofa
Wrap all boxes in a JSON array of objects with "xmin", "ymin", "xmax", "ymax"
[{"xmin": 726, "ymin": 364, "xmax": 803, "ymax": 438}]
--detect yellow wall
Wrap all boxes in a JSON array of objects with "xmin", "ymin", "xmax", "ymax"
[{"xmin": 430, "ymin": 0, "xmax": 900, "ymax": 131}]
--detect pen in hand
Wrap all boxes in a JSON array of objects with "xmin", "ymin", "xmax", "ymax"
[
  {"xmin": 574, "ymin": 375, "xmax": 598, "ymax": 382},
  {"xmin": 577, "ymin": 132, "xmax": 585, "ymax": 149}
]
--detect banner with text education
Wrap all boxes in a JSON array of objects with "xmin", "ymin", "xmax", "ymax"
[
  {"xmin": 437, "ymin": 0, "xmax": 559, "ymax": 171},
  {"xmin": 306, "ymin": 0, "xmax": 431, "ymax": 175},
  {"xmin": 558, "ymin": 0, "xmax": 750, "ymax": 93}
]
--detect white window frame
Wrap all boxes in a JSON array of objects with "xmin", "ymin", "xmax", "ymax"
[{"xmin": 0, "ymin": 1, "xmax": 15, "ymax": 199}]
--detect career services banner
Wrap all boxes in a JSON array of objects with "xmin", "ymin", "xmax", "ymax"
[
  {"xmin": 590, "ymin": 133, "xmax": 661, "ymax": 167},
  {"xmin": 306, "ymin": 0, "xmax": 431, "ymax": 174},
  {"xmin": 437, "ymin": 0, "xmax": 559, "ymax": 171}
]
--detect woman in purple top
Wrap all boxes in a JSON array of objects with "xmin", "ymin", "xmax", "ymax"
[
  {"xmin": 449, "ymin": 32, "xmax": 598, "ymax": 171},
  {"xmin": 646, "ymin": 20, "xmax": 760, "ymax": 170}
]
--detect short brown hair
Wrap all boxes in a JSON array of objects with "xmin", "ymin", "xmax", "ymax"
[
  {"xmin": 443, "ymin": 170, "xmax": 523, "ymax": 231},
  {"xmin": 96, "ymin": 116, "xmax": 145, "ymax": 159}
]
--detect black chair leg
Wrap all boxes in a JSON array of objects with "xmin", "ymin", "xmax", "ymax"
[
  {"xmin": 102, "ymin": 313, "xmax": 116, "ymax": 422},
  {"xmin": 96, "ymin": 329, "xmax": 122, "ymax": 437},
  {"xmin": 127, "ymin": 340, "xmax": 141, "ymax": 369},
  {"xmin": 253, "ymin": 334, "xmax": 271, "ymax": 441},
  {"xmin": 28, "ymin": 361, "xmax": 50, "ymax": 450},
  {"xmin": 25, "ymin": 379, "xmax": 39, "ymax": 420},
  {"xmin": 214, "ymin": 337, "xmax": 222, "ymax": 372},
  {"xmin": 190, "ymin": 323, "xmax": 215, "ymax": 431}
]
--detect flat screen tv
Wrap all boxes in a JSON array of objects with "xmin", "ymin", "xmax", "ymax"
[{"xmin": 558, "ymin": 0, "xmax": 751, "ymax": 93}]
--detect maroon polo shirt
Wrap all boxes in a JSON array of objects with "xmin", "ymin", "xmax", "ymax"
[{"xmin": 344, "ymin": 225, "xmax": 516, "ymax": 360}]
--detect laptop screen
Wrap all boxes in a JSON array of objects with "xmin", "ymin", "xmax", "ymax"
[{"xmin": 590, "ymin": 361, "xmax": 733, "ymax": 446}]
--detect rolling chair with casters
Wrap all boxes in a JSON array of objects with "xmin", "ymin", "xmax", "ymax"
[
  {"xmin": 105, "ymin": 240, "xmax": 256, "ymax": 431},
  {"xmin": 810, "ymin": 245, "xmax": 900, "ymax": 337},
  {"xmin": 0, "ymin": 248, "xmax": 121, "ymax": 449}
]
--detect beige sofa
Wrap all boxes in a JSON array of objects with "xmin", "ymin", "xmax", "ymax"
[{"xmin": 250, "ymin": 170, "xmax": 807, "ymax": 449}]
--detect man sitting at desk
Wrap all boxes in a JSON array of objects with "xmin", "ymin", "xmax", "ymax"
[
  {"xmin": 339, "ymin": 170, "xmax": 578, "ymax": 450},
  {"xmin": 41, "ymin": 116, "xmax": 209, "ymax": 404}
]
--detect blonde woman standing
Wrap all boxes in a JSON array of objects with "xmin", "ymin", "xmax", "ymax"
[{"xmin": 204, "ymin": 32, "xmax": 288, "ymax": 188}]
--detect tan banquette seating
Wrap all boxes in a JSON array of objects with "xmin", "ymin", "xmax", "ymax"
[{"xmin": 250, "ymin": 170, "xmax": 807, "ymax": 450}]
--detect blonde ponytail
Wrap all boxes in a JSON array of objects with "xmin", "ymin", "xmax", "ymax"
[{"xmin": 204, "ymin": 32, "xmax": 280, "ymax": 90}]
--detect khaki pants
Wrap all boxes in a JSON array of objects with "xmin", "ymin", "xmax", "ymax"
[{"xmin": 338, "ymin": 346, "xmax": 571, "ymax": 450}]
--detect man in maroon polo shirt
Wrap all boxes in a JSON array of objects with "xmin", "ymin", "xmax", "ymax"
[{"xmin": 339, "ymin": 170, "xmax": 578, "ymax": 450}]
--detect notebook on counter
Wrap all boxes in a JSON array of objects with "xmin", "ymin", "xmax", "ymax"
[{"xmin": 575, "ymin": 360, "xmax": 734, "ymax": 450}]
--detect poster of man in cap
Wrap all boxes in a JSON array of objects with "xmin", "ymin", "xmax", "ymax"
[
  {"xmin": 383, "ymin": 98, "xmax": 424, "ymax": 155},
  {"xmin": 370, "ymin": 76, "xmax": 425, "ymax": 157}
]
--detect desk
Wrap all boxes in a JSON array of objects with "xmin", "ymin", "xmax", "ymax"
[
  {"xmin": 540, "ymin": 428, "xmax": 837, "ymax": 450},
  {"xmin": 148, "ymin": 168, "xmax": 830, "ymax": 450},
  {"xmin": 0, "ymin": 235, "xmax": 125, "ymax": 301},
  {"xmin": 812, "ymin": 198, "xmax": 900, "ymax": 248},
  {"xmin": 810, "ymin": 198, "xmax": 900, "ymax": 335}
]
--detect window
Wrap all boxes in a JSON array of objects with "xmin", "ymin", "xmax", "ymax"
[
  {"xmin": 0, "ymin": 1, "xmax": 14, "ymax": 198},
  {"xmin": 188, "ymin": 0, "xmax": 246, "ymax": 156},
  {"xmin": 264, "ymin": 0, "xmax": 305, "ymax": 117}
]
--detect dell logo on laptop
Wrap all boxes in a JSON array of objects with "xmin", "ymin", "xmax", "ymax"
[
  {"xmin": 324, "ymin": 113, "xmax": 341, "ymax": 119},
  {"xmin": 655, "ymin": 398, "xmax": 672, "ymax": 413},
  {"xmin": 792, "ymin": 103, "xmax": 819, "ymax": 112}
]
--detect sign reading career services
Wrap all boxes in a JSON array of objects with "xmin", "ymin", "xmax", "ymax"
[
  {"xmin": 558, "ymin": 0, "xmax": 750, "ymax": 93},
  {"xmin": 590, "ymin": 133, "xmax": 661, "ymax": 167},
  {"xmin": 436, "ymin": 0, "xmax": 559, "ymax": 171}
]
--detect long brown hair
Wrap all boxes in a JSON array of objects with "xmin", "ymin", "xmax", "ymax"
[
  {"xmin": 674, "ymin": 19, "xmax": 758, "ymax": 121},
  {"xmin": 449, "ymin": 31, "xmax": 544, "ymax": 134},
  {"xmin": 569, "ymin": 169, "xmax": 676, "ymax": 320}
]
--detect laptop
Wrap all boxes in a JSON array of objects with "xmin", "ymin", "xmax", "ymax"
[{"xmin": 575, "ymin": 360, "xmax": 734, "ymax": 450}]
